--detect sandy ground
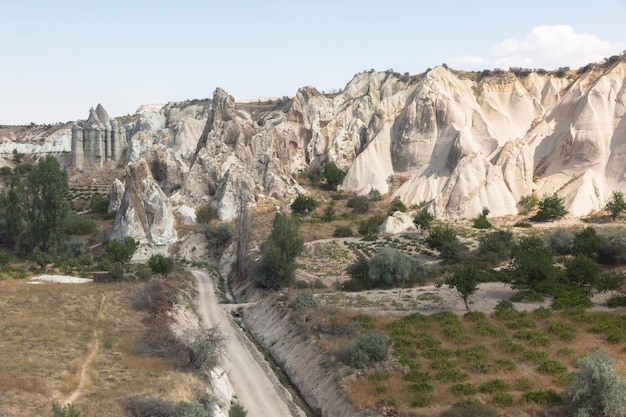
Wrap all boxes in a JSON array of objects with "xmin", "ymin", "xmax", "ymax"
[{"xmin": 191, "ymin": 270, "xmax": 305, "ymax": 417}]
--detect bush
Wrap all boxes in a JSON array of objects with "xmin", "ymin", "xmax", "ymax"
[
  {"xmin": 195, "ymin": 204, "xmax": 218, "ymax": 224},
  {"xmin": 513, "ymin": 221, "xmax": 532, "ymax": 228},
  {"xmin": 606, "ymin": 296, "xmax": 626, "ymax": 308},
  {"xmin": 551, "ymin": 284, "xmax": 593, "ymax": 310},
  {"xmin": 564, "ymin": 255, "xmax": 599, "ymax": 286},
  {"xmin": 89, "ymin": 194, "xmax": 110, "ymax": 215},
  {"xmin": 368, "ymin": 188, "xmax": 382, "ymax": 201},
  {"xmin": 606, "ymin": 191, "xmax": 626, "ymax": 220},
  {"xmin": 547, "ymin": 321, "xmax": 577, "ymax": 341},
  {"xmin": 389, "ymin": 197, "xmax": 407, "ymax": 214},
  {"xmin": 320, "ymin": 205, "xmax": 336, "ymax": 222},
  {"xmin": 491, "ymin": 392, "xmax": 515, "ymax": 407},
  {"xmin": 321, "ymin": 162, "xmax": 346, "ymax": 190},
  {"xmin": 333, "ymin": 226, "xmax": 353, "ymax": 237},
  {"xmin": 256, "ymin": 214, "xmax": 303, "ymax": 290},
  {"xmin": 479, "ymin": 379, "xmax": 509, "ymax": 393},
  {"xmin": 518, "ymin": 193, "xmax": 540, "ymax": 214},
  {"xmin": 473, "ymin": 207, "xmax": 493, "ymax": 229},
  {"xmin": 479, "ymin": 230, "xmax": 514, "ymax": 265},
  {"xmin": 426, "ymin": 225, "xmax": 457, "ymax": 250},
  {"xmin": 343, "ymin": 330, "xmax": 389, "ymax": 369},
  {"xmin": 203, "ymin": 223, "xmax": 234, "ymax": 256},
  {"xmin": 229, "ymin": 402, "xmax": 247, "ymax": 417},
  {"xmin": 125, "ymin": 397, "xmax": 213, "ymax": 417},
  {"xmin": 413, "ymin": 208, "xmax": 434, "ymax": 231},
  {"xmin": 290, "ymin": 194, "xmax": 319, "ymax": 215},
  {"xmin": 148, "ymin": 254, "xmax": 174, "ymax": 277},
  {"xmin": 572, "ymin": 227, "xmax": 602, "ymax": 258},
  {"xmin": 368, "ymin": 247, "xmax": 428, "ymax": 288},
  {"xmin": 509, "ymin": 235, "xmax": 559, "ymax": 293},
  {"xmin": 522, "ymin": 390, "xmax": 563, "ymax": 406},
  {"xmin": 52, "ymin": 403, "xmax": 84, "ymax": 417},
  {"xmin": 358, "ymin": 214, "xmax": 386, "ymax": 239},
  {"xmin": 546, "ymin": 227, "xmax": 574, "ymax": 255},
  {"xmin": 347, "ymin": 195, "xmax": 369, "ymax": 214},
  {"xmin": 533, "ymin": 194, "xmax": 568, "ymax": 221},
  {"xmin": 598, "ymin": 227, "xmax": 626, "ymax": 265},
  {"xmin": 514, "ymin": 329, "xmax": 551, "ymax": 347},
  {"xmin": 295, "ymin": 291, "xmax": 317, "ymax": 309},
  {"xmin": 562, "ymin": 350, "xmax": 626, "ymax": 417},
  {"xmin": 65, "ymin": 212, "xmax": 97, "ymax": 235}
]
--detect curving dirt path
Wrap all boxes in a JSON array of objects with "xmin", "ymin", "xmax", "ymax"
[
  {"xmin": 64, "ymin": 294, "xmax": 106, "ymax": 405},
  {"xmin": 191, "ymin": 270, "xmax": 305, "ymax": 417}
]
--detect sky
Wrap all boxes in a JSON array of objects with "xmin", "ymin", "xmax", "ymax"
[{"xmin": 1, "ymin": 0, "xmax": 625, "ymax": 125}]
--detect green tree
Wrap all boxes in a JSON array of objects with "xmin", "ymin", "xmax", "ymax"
[
  {"xmin": 533, "ymin": 194, "xmax": 568, "ymax": 221},
  {"xmin": 257, "ymin": 214, "xmax": 304, "ymax": 289},
  {"xmin": 389, "ymin": 196, "xmax": 407, "ymax": 214},
  {"xmin": 447, "ymin": 265, "xmax": 481, "ymax": 310},
  {"xmin": 572, "ymin": 227, "xmax": 602, "ymax": 258},
  {"xmin": 290, "ymin": 193, "xmax": 319, "ymax": 215},
  {"xmin": 478, "ymin": 229, "xmax": 514, "ymax": 265},
  {"xmin": 26, "ymin": 156, "xmax": 69, "ymax": 255},
  {"xmin": 564, "ymin": 255, "xmax": 599, "ymax": 287},
  {"xmin": 605, "ymin": 190, "xmax": 626, "ymax": 220},
  {"xmin": 518, "ymin": 192, "xmax": 540, "ymax": 214},
  {"xmin": 472, "ymin": 207, "xmax": 492, "ymax": 229},
  {"xmin": 322, "ymin": 161, "xmax": 346, "ymax": 190},
  {"xmin": 509, "ymin": 236, "xmax": 559, "ymax": 293},
  {"xmin": 596, "ymin": 271, "xmax": 626, "ymax": 297},
  {"xmin": 413, "ymin": 208, "xmax": 434, "ymax": 231},
  {"xmin": 0, "ymin": 173, "xmax": 26, "ymax": 252},
  {"xmin": 104, "ymin": 236, "xmax": 139, "ymax": 272},
  {"xmin": 148, "ymin": 254, "xmax": 174, "ymax": 277},
  {"xmin": 562, "ymin": 350, "xmax": 626, "ymax": 417}
]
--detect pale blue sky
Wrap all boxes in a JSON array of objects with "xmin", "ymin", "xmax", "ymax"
[{"xmin": 1, "ymin": 0, "xmax": 625, "ymax": 125}]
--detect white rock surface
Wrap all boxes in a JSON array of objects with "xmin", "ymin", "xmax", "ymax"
[{"xmin": 380, "ymin": 211, "xmax": 417, "ymax": 234}]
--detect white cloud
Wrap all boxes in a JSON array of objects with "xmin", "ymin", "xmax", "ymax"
[{"xmin": 492, "ymin": 25, "xmax": 623, "ymax": 69}]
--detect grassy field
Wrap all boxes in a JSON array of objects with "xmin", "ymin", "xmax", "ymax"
[{"xmin": 0, "ymin": 278, "xmax": 205, "ymax": 417}]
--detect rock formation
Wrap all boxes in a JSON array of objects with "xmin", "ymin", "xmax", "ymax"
[{"xmin": 71, "ymin": 104, "xmax": 127, "ymax": 168}]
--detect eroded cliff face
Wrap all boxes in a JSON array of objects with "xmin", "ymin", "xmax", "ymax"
[{"xmin": 67, "ymin": 55, "xmax": 626, "ymax": 245}]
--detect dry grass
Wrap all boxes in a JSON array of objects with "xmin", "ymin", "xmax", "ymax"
[{"xmin": 0, "ymin": 278, "xmax": 202, "ymax": 417}]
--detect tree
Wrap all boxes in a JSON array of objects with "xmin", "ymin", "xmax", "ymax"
[
  {"xmin": 562, "ymin": 350, "xmax": 626, "ymax": 417},
  {"xmin": 605, "ymin": 191, "xmax": 626, "ymax": 220},
  {"xmin": 572, "ymin": 227, "xmax": 602, "ymax": 259},
  {"xmin": 533, "ymin": 194, "xmax": 568, "ymax": 221},
  {"xmin": 413, "ymin": 208, "xmax": 434, "ymax": 231},
  {"xmin": 104, "ymin": 236, "xmax": 139, "ymax": 272},
  {"xmin": 389, "ymin": 197, "xmax": 407, "ymax": 214},
  {"xmin": 148, "ymin": 254, "xmax": 174, "ymax": 277},
  {"xmin": 518, "ymin": 192, "xmax": 540, "ymax": 214},
  {"xmin": 0, "ymin": 173, "xmax": 26, "ymax": 252},
  {"xmin": 596, "ymin": 271, "xmax": 626, "ymax": 297},
  {"xmin": 447, "ymin": 265, "xmax": 481, "ymax": 310},
  {"xmin": 26, "ymin": 156, "xmax": 69, "ymax": 255},
  {"xmin": 478, "ymin": 229, "xmax": 514, "ymax": 265},
  {"xmin": 257, "ymin": 214, "xmax": 303, "ymax": 289},
  {"xmin": 509, "ymin": 235, "xmax": 559, "ymax": 293},
  {"xmin": 322, "ymin": 161, "xmax": 346, "ymax": 190},
  {"xmin": 564, "ymin": 255, "xmax": 599, "ymax": 287},
  {"xmin": 290, "ymin": 193, "xmax": 319, "ymax": 215}
]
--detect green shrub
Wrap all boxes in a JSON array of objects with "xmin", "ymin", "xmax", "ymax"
[
  {"xmin": 413, "ymin": 208, "xmax": 434, "ymax": 231},
  {"xmin": 369, "ymin": 370, "xmax": 391, "ymax": 381},
  {"xmin": 368, "ymin": 188, "xmax": 382, "ymax": 201},
  {"xmin": 436, "ymin": 367, "xmax": 468, "ymax": 382},
  {"xmin": 347, "ymin": 195, "xmax": 369, "ymax": 214},
  {"xmin": 547, "ymin": 321, "xmax": 577, "ymax": 341},
  {"xmin": 450, "ymin": 383, "xmax": 478, "ymax": 395},
  {"xmin": 478, "ymin": 229, "xmax": 514, "ymax": 264},
  {"xmin": 368, "ymin": 247, "xmax": 428, "ymax": 288},
  {"xmin": 320, "ymin": 205, "xmax": 336, "ymax": 222},
  {"xmin": 491, "ymin": 392, "xmax": 515, "ymax": 407},
  {"xmin": 598, "ymin": 227, "xmax": 626, "ymax": 265},
  {"xmin": 533, "ymin": 193, "xmax": 568, "ymax": 221},
  {"xmin": 389, "ymin": 197, "xmax": 407, "ymax": 214},
  {"xmin": 606, "ymin": 296, "xmax": 626, "ymax": 308},
  {"xmin": 513, "ymin": 221, "xmax": 532, "ymax": 228},
  {"xmin": 426, "ymin": 225, "xmax": 458, "ymax": 250},
  {"xmin": 518, "ymin": 192, "xmax": 540, "ymax": 214},
  {"xmin": 291, "ymin": 194, "xmax": 319, "ymax": 214},
  {"xmin": 52, "ymin": 402, "xmax": 84, "ymax": 417},
  {"xmin": 343, "ymin": 331, "xmax": 389, "ymax": 369},
  {"xmin": 148, "ymin": 254, "xmax": 174, "ymax": 277},
  {"xmin": 494, "ymin": 300, "xmax": 520, "ymax": 320},
  {"xmin": 479, "ymin": 379, "xmax": 509, "ymax": 393},
  {"xmin": 545, "ymin": 227, "xmax": 574, "ymax": 255},
  {"xmin": 522, "ymin": 390, "xmax": 563, "ymax": 406},
  {"xmin": 321, "ymin": 162, "xmax": 346, "ymax": 190},
  {"xmin": 195, "ymin": 204, "xmax": 218, "ymax": 224},
  {"xmin": 533, "ymin": 307, "xmax": 552, "ymax": 318},
  {"xmin": 516, "ymin": 376, "xmax": 534, "ymax": 390},
  {"xmin": 537, "ymin": 359, "xmax": 567, "ymax": 375},
  {"xmin": 505, "ymin": 316, "xmax": 536, "ymax": 329},
  {"xmin": 203, "ymin": 223, "xmax": 234, "ymax": 256},
  {"xmin": 65, "ymin": 212, "xmax": 97, "ymax": 235},
  {"xmin": 333, "ymin": 226, "xmax": 353, "ymax": 237},
  {"xmin": 564, "ymin": 255, "xmax": 599, "ymax": 286},
  {"xmin": 89, "ymin": 194, "xmax": 110, "ymax": 215},
  {"xmin": 514, "ymin": 329, "xmax": 551, "ymax": 347},
  {"xmin": 472, "ymin": 207, "xmax": 493, "ymax": 229},
  {"xmin": 521, "ymin": 349, "xmax": 550, "ymax": 364},
  {"xmin": 551, "ymin": 284, "xmax": 593, "ymax": 310},
  {"xmin": 562, "ymin": 350, "xmax": 626, "ymax": 417},
  {"xmin": 295, "ymin": 291, "xmax": 317, "ymax": 309},
  {"xmin": 494, "ymin": 359, "xmax": 517, "ymax": 371},
  {"xmin": 229, "ymin": 401, "xmax": 247, "ymax": 417},
  {"xmin": 357, "ymin": 214, "xmax": 386, "ymax": 238},
  {"xmin": 410, "ymin": 393, "xmax": 432, "ymax": 407}
]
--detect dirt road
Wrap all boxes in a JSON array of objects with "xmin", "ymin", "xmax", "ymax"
[{"xmin": 192, "ymin": 270, "xmax": 305, "ymax": 417}]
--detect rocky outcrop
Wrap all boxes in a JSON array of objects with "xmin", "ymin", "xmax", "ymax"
[
  {"xmin": 108, "ymin": 178, "xmax": 125, "ymax": 213},
  {"xmin": 111, "ymin": 158, "xmax": 177, "ymax": 246},
  {"xmin": 380, "ymin": 211, "xmax": 417, "ymax": 234},
  {"xmin": 71, "ymin": 104, "xmax": 127, "ymax": 168}
]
